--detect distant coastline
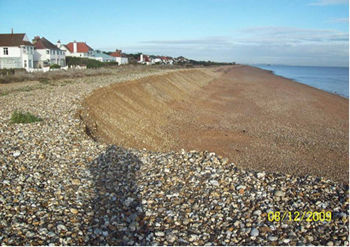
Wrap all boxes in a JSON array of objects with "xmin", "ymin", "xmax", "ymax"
[{"xmin": 253, "ymin": 64, "xmax": 349, "ymax": 98}]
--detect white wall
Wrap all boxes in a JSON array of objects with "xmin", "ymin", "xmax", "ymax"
[
  {"xmin": 115, "ymin": 57, "xmax": 128, "ymax": 65},
  {"xmin": 34, "ymin": 48, "xmax": 66, "ymax": 67},
  {"xmin": 66, "ymin": 52, "xmax": 89, "ymax": 57},
  {"xmin": 0, "ymin": 45, "xmax": 34, "ymax": 70},
  {"xmin": 0, "ymin": 46, "xmax": 21, "ymax": 57}
]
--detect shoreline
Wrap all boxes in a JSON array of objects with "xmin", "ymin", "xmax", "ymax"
[{"xmin": 252, "ymin": 65, "xmax": 349, "ymax": 99}]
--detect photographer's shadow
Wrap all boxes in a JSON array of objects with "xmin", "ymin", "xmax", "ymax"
[{"xmin": 87, "ymin": 145, "xmax": 152, "ymax": 245}]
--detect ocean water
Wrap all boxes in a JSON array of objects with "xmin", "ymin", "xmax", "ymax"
[{"xmin": 255, "ymin": 65, "xmax": 349, "ymax": 98}]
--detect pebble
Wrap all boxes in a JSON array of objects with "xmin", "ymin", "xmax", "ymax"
[
  {"xmin": 0, "ymin": 68, "xmax": 348, "ymax": 246},
  {"xmin": 13, "ymin": 150, "xmax": 21, "ymax": 157},
  {"xmin": 250, "ymin": 228, "xmax": 259, "ymax": 237},
  {"xmin": 155, "ymin": 231, "xmax": 165, "ymax": 237},
  {"xmin": 274, "ymin": 190, "xmax": 285, "ymax": 197},
  {"xmin": 268, "ymin": 236, "xmax": 278, "ymax": 241}
]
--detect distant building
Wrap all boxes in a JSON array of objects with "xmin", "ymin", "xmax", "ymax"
[
  {"xmin": 64, "ymin": 41, "xmax": 94, "ymax": 57},
  {"xmin": 90, "ymin": 50, "xmax": 115, "ymax": 62},
  {"xmin": 0, "ymin": 33, "xmax": 34, "ymax": 71},
  {"xmin": 110, "ymin": 49, "xmax": 128, "ymax": 65},
  {"xmin": 32, "ymin": 36, "xmax": 66, "ymax": 68},
  {"xmin": 138, "ymin": 54, "xmax": 151, "ymax": 65}
]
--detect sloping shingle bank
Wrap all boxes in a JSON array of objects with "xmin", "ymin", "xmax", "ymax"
[{"xmin": 81, "ymin": 65, "xmax": 348, "ymax": 183}]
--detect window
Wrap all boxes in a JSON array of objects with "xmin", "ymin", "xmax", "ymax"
[
  {"xmin": 46, "ymin": 50, "xmax": 49, "ymax": 54},
  {"xmin": 3, "ymin": 47, "xmax": 8, "ymax": 55},
  {"xmin": 24, "ymin": 60, "xmax": 27, "ymax": 67},
  {"xmin": 29, "ymin": 60, "xmax": 32, "ymax": 68},
  {"xmin": 23, "ymin": 47, "xmax": 26, "ymax": 53}
]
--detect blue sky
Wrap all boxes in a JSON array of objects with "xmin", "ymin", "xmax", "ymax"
[{"xmin": 1, "ymin": 0, "xmax": 348, "ymax": 66}]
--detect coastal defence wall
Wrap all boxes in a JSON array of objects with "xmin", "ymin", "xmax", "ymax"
[
  {"xmin": 80, "ymin": 69, "xmax": 218, "ymax": 151},
  {"xmin": 81, "ymin": 65, "xmax": 348, "ymax": 183}
]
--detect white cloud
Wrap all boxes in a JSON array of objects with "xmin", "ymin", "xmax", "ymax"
[
  {"xmin": 328, "ymin": 17, "xmax": 349, "ymax": 23},
  {"xmin": 309, "ymin": 0, "xmax": 348, "ymax": 6},
  {"xmin": 121, "ymin": 26, "xmax": 348, "ymax": 66}
]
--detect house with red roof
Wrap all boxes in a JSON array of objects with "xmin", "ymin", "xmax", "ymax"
[
  {"xmin": 32, "ymin": 36, "xmax": 66, "ymax": 68},
  {"xmin": 138, "ymin": 54, "xmax": 151, "ymax": 65},
  {"xmin": 63, "ymin": 41, "xmax": 94, "ymax": 57},
  {"xmin": 0, "ymin": 32, "xmax": 34, "ymax": 70},
  {"xmin": 110, "ymin": 49, "xmax": 128, "ymax": 65}
]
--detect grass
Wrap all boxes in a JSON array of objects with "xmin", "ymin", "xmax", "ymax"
[
  {"xmin": 39, "ymin": 78, "xmax": 52, "ymax": 85},
  {"xmin": 10, "ymin": 110, "xmax": 43, "ymax": 124},
  {"xmin": 0, "ymin": 91, "xmax": 9, "ymax": 96}
]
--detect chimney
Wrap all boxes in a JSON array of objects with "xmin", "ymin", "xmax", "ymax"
[
  {"xmin": 32, "ymin": 36, "xmax": 40, "ymax": 44},
  {"xmin": 73, "ymin": 40, "xmax": 77, "ymax": 53},
  {"xmin": 56, "ymin": 40, "xmax": 61, "ymax": 48},
  {"xmin": 11, "ymin": 28, "xmax": 13, "ymax": 34}
]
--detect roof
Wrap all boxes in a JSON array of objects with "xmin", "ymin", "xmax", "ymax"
[
  {"xmin": 66, "ymin": 42, "xmax": 93, "ymax": 53},
  {"xmin": 0, "ymin": 33, "xmax": 33, "ymax": 47},
  {"xmin": 33, "ymin": 37, "xmax": 60, "ymax": 50},
  {"xmin": 91, "ymin": 51, "xmax": 115, "ymax": 60},
  {"xmin": 110, "ymin": 51, "xmax": 122, "ymax": 57}
]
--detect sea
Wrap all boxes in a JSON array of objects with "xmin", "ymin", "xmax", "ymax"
[{"xmin": 254, "ymin": 65, "xmax": 349, "ymax": 98}]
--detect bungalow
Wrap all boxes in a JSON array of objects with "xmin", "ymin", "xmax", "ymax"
[
  {"xmin": 32, "ymin": 36, "xmax": 66, "ymax": 68},
  {"xmin": 110, "ymin": 49, "xmax": 128, "ymax": 65},
  {"xmin": 90, "ymin": 50, "xmax": 115, "ymax": 62},
  {"xmin": 0, "ymin": 33, "xmax": 34, "ymax": 71},
  {"xmin": 64, "ymin": 41, "xmax": 94, "ymax": 57}
]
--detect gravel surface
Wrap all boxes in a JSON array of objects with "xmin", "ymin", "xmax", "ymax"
[{"xmin": 0, "ymin": 67, "xmax": 348, "ymax": 245}]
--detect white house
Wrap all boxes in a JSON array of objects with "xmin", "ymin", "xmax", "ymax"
[
  {"xmin": 64, "ymin": 41, "xmax": 94, "ymax": 57},
  {"xmin": 33, "ymin": 36, "xmax": 66, "ymax": 68},
  {"xmin": 110, "ymin": 49, "xmax": 128, "ymax": 65},
  {"xmin": 0, "ymin": 33, "xmax": 34, "ymax": 71},
  {"xmin": 138, "ymin": 54, "xmax": 151, "ymax": 65}
]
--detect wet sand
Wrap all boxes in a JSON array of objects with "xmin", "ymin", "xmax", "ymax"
[{"xmin": 81, "ymin": 65, "xmax": 349, "ymax": 183}]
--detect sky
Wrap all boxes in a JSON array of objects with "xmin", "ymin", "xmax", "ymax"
[{"xmin": 1, "ymin": 0, "xmax": 348, "ymax": 66}]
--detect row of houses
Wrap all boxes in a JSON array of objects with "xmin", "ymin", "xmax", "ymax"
[
  {"xmin": 137, "ymin": 54, "xmax": 190, "ymax": 65},
  {"xmin": 0, "ymin": 32, "xmax": 128, "ymax": 71}
]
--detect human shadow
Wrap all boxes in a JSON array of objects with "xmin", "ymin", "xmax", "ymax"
[{"xmin": 87, "ymin": 145, "xmax": 152, "ymax": 245}]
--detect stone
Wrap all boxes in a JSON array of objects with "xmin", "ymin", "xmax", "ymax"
[
  {"xmin": 124, "ymin": 197, "xmax": 134, "ymax": 207},
  {"xmin": 13, "ymin": 151, "xmax": 21, "ymax": 157},
  {"xmin": 210, "ymin": 180, "xmax": 219, "ymax": 186},
  {"xmin": 274, "ymin": 190, "xmax": 285, "ymax": 197},
  {"xmin": 166, "ymin": 234, "xmax": 176, "ymax": 243},
  {"xmin": 70, "ymin": 208, "xmax": 78, "ymax": 214},
  {"xmin": 257, "ymin": 172, "xmax": 266, "ymax": 178},
  {"xmin": 250, "ymin": 228, "xmax": 259, "ymax": 237},
  {"xmin": 155, "ymin": 231, "xmax": 165, "ymax": 237},
  {"xmin": 268, "ymin": 236, "xmax": 278, "ymax": 241},
  {"xmin": 71, "ymin": 179, "xmax": 80, "ymax": 185},
  {"xmin": 57, "ymin": 225, "xmax": 67, "ymax": 232}
]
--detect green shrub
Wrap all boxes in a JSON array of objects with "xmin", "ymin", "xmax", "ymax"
[
  {"xmin": 0, "ymin": 68, "xmax": 15, "ymax": 76},
  {"xmin": 50, "ymin": 64, "xmax": 61, "ymax": 69},
  {"xmin": 66, "ymin": 57, "xmax": 104, "ymax": 68},
  {"xmin": 10, "ymin": 110, "xmax": 42, "ymax": 124},
  {"xmin": 39, "ymin": 78, "xmax": 51, "ymax": 84}
]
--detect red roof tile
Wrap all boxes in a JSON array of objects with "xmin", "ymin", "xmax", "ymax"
[
  {"xmin": 66, "ymin": 42, "xmax": 93, "ymax": 53},
  {"xmin": 110, "ymin": 50, "xmax": 122, "ymax": 57}
]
